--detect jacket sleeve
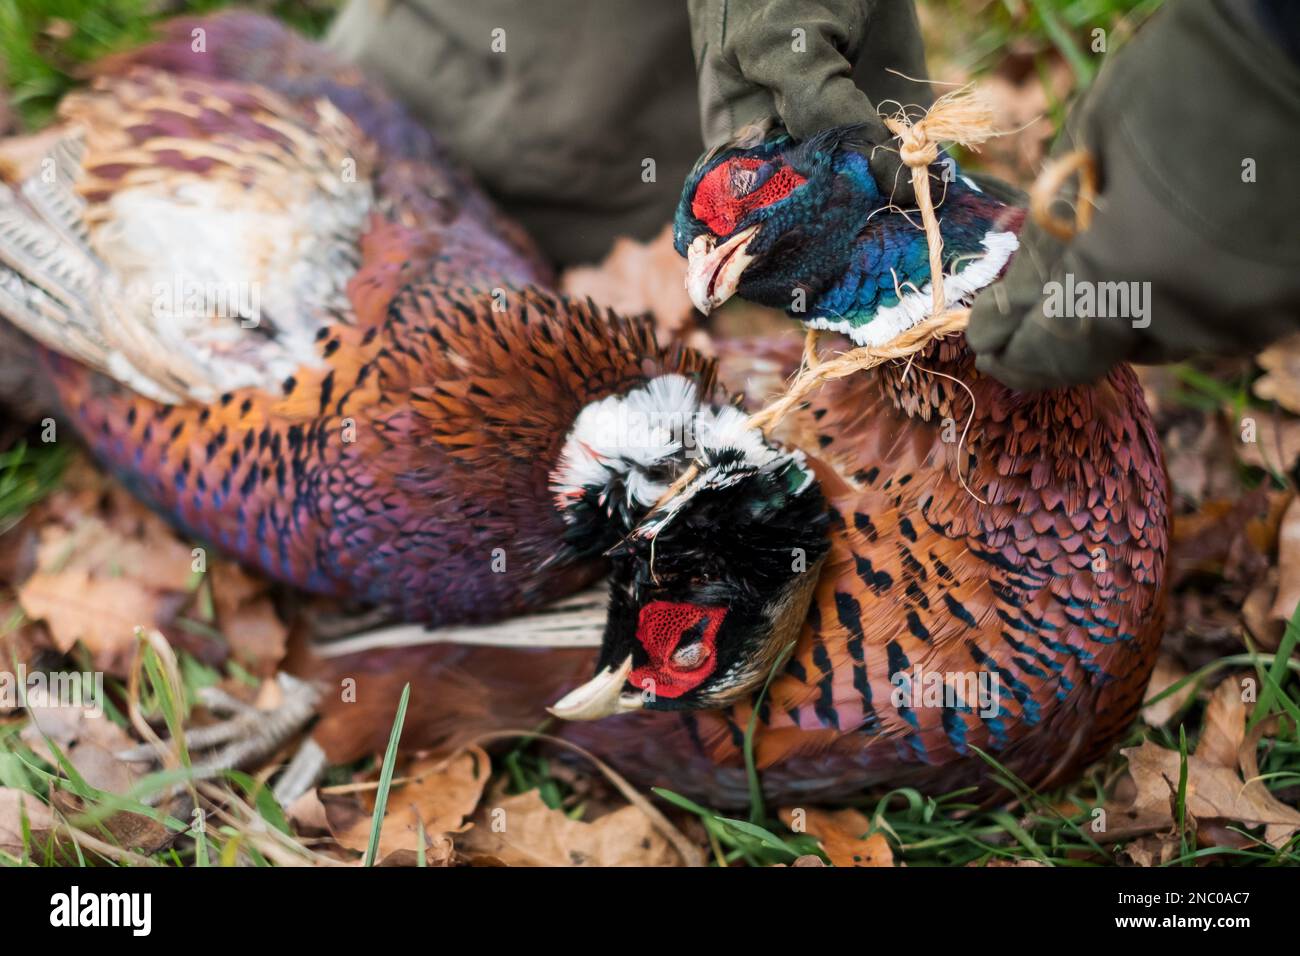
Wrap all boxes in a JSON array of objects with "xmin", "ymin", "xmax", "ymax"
[
  {"xmin": 967, "ymin": 0, "xmax": 1300, "ymax": 391},
  {"xmin": 690, "ymin": 0, "xmax": 884, "ymax": 146}
]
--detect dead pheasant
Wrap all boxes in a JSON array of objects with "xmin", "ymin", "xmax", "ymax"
[
  {"xmin": 0, "ymin": 15, "xmax": 1168, "ymax": 807},
  {"xmin": 0, "ymin": 13, "xmax": 765, "ymax": 627},
  {"xmin": 316, "ymin": 130, "xmax": 1169, "ymax": 808},
  {"xmin": 548, "ymin": 129, "xmax": 1170, "ymax": 803}
]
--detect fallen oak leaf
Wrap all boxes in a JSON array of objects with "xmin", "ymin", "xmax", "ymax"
[
  {"xmin": 561, "ymin": 224, "xmax": 694, "ymax": 339},
  {"xmin": 1253, "ymin": 332, "xmax": 1300, "ymax": 415},
  {"xmin": 459, "ymin": 729, "xmax": 704, "ymax": 866},
  {"xmin": 21, "ymin": 704, "xmax": 149, "ymax": 795},
  {"xmin": 47, "ymin": 790, "xmax": 177, "ymax": 857},
  {"xmin": 326, "ymin": 747, "xmax": 490, "ymax": 865},
  {"xmin": 1119, "ymin": 833, "xmax": 1182, "ymax": 867},
  {"xmin": 458, "ymin": 786, "xmax": 679, "ymax": 867},
  {"xmin": 1168, "ymin": 489, "xmax": 1288, "ymax": 590},
  {"xmin": 16, "ymin": 516, "xmax": 194, "ymax": 675},
  {"xmin": 20, "ymin": 704, "xmax": 179, "ymax": 855},
  {"xmin": 285, "ymin": 788, "xmax": 332, "ymax": 835},
  {"xmin": 1197, "ymin": 675, "xmax": 1249, "ymax": 771},
  {"xmin": 1141, "ymin": 654, "xmax": 1196, "ymax": 727},
  {"xmin": 18, "ymin": 568, "xmax": 164, "ymax": 676},
  {"xmin": 1236, "ymin": 415, "xmax": 1300, "ymax": 475},
  {"xmin": 210, "ymin": 564, "xmax": 287, "ymax": 676},
  {"xmin": 1271, "ymin": 495, "xmax": 1300, "ymax": 623},
  {"xmin": 1105, "ymin": 739, "xmax": 1300, "ymax": 849},
  {"xmin": 1237, "ymin": 714, "xmax": 1299, "ymax": 848},
  {"xmin": 16, "ymin": 483, "xmax": 291, "ymax": 677},
  {"xmin": 1242, "ymin": 576, "xmax": 1284, "ymax": 651},
  {"xmin": 0, "ymin": 787, "xmax": 66, "ymax": 861},
  {"xmin": 778, "ymin": 806, "xmax": 894, "ymax": 867}
]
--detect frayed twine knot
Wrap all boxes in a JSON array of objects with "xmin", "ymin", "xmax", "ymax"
[
  {"xmin": 884, "ymin": 84, "xmax": 998, "ymax": 315},
  {"xmin": 895, "ymin": 128, "xmax": 939, "ymax": 169}
]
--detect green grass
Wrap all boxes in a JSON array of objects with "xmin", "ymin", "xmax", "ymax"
[
  {"xmin": 0, "ymin": 635, "xmax": 348, "ymax": 867},
  {"xmin": 925, "ymin": 0, "xmax": 1165, "ymax": 147},
  {"xmin": 0, "ymin": 612, "xmax": 1295, "ymax": 867},
  {"xmin": 0, "ymin": 0, "xmax": 335, "ymax": 129},
  {"xmin": 926, "ymin": 0, "xmax": 1166, "ymax": 80},
  {"xmin": 0, "ymin": 440, "xmax": 68, "ymax": 532},
  {"xmin": 363, "ymin": 682, "xmax": 409, "ymax": 866}
]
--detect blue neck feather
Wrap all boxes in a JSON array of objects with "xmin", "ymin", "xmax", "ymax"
[{"xmin": 805, "ymin": 154, "xmax": 1021, "ymax": 345}]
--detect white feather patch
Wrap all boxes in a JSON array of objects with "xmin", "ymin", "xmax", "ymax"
[
  {"xmin": 551, "ymin": 375, "xmax": 810, "ymax": 517},
  {"xmin": 806, "ymin": 230, "xmax": 1019, "ymax": 347}
]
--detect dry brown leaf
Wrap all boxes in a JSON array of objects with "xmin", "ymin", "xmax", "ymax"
[
  {"xmin": 211, "ymin": 564, "xmax": 287, "ymax": 674},
  {"xmin": 15, "ymin": 477, "xmax": 290, "ymax": 676},
  {"xmin": 779, "ymin": 806, "xmax": 894, "ymax": 867},
  {"xmin": 1237, "ymin": 716, "xmax": 1297, "ymax": 848},
  {"xmin": 1242, "ymin": 577, "xmax": 1284, "ymax": 651},
  {"xmin": 1160, "ymin": 415, "xmax": 1242, "ymax": 508},
  {"xmin": 19, "ymin": 570, "xmax": 165, "ymax": 674},
  {"xmin": 17, "ymin": 705, "xmax": 172, "ymax": 853},
  {"xmin": 1254, "ymin": 332, "xmax": 1300, "ymax": 414},
  {"xmin": 0, "ymin": 601, "xmax": 59, "ymax": 690},
  {"xmin": 47, "ymin": 788, "xmax": 175, "ymax": 856},
  {"xmin": 327, "ymin": 748, "xmax": 490, "ymax": 865},
  {"xmin": 1106, "ymin": 739, "xmax": 1300, "ymax": 848},
  {"xmin": 1120, "ymin": 833, "xmax": 1181, "ymax": 867},
  {"xmin": 561, "ymin": 224, "xmax": 694, "ymax": 339},
  {"xmin": 16, "ymin": 517, "xmax": 193, "ymax": 673},
  {"xmin": 1236, "ymin": 414, "xmax": 1300, "ymax": 474},
  {"xmin": 1271, "ymin": 495, "xmax": 1300, "ymax": 623},
  {"xmin": 1141, "ymin": 654, "xmax": 1194, "ymax": 727},
  {"xmin": 1170, "ymin": 489, "xmax": 1289, "ymax": 592},
  {"xmin": 0, "ymin": 787, "xmax": 60, "ymax": 859},
  {"xmin": 41, "ymin": 515, "xmax": 194, "ymax": 590},
  {"xmin": 459, "ymin": 786, "xmax": 679, "ymax": 866},
  {"xmin": 1197, "ymin": 676, "xmax": 1248, "ymax": 770},
  {"xmin": 285, "ymin": 788, "xmax": 332, "ymax": 835},
  {"xmin": 1195, "ymin": 821, "xmax": 1255, "ymax": 851},
  {"xmin": 21, "ymin": 704, "xmax": 148, "ymax": 794}
]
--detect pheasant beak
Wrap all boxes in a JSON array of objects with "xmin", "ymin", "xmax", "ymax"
[
  {"xmin": 686, "ymin": 225, "xmax": 759, "ymax": 314},
  {"xmin": 547, "ymin": 655, "xmax": 644, "ymax": 721}
]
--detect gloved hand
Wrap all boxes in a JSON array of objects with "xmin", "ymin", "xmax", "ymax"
[
  {"xmin": 967, "ymin": 0, "xmax": 1300, "ymax": 392},
  {"xmin": 688, "ymin": 0, "xmax": 932, "ymax": 207}
]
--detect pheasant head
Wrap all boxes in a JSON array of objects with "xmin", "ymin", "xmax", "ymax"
[
  {"xmin": 551, "ymin": 407, "xmax": 830, "ymax": 719},
  {"xmin": 674, "ymin": 125, "xmax": 1023, "ymax": 346}
]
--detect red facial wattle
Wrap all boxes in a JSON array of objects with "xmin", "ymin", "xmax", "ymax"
[
  {"xmin": 629, "ymin": 601, "xmax": 726, "ymax": 699},
  {"xmin": 691, "ymin": 158, "xmax": 807, "ymax": 237}
]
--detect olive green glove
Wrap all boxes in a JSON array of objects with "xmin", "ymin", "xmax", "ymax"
[
  {"xmin": 688, "ymin": 0, "xmax": 931, "ymax": 205},
  {"xmin": 967, "ymin": 0, "xmax": 1300, "ymax": 392}
]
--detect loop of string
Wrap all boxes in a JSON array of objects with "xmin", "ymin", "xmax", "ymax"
[{"xmin": 654, "ymin": 86, "xmax": 1098, "ymax": 512}]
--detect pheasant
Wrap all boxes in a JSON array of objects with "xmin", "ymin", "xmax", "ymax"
[
  {"xmin": 540, "ymin": 126, "xmax": 1170, "ymax": 804},
  {"xmin": 0, "ymin": 13, "xmax": 766, "ymax": 627},
  {"xmin": 322, "ymin": 127, "xmax": 1168, "ymax": 808},
  {"xmin": 0, "ymin": 14, "xmax": 1168, "ymax": 808}
]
